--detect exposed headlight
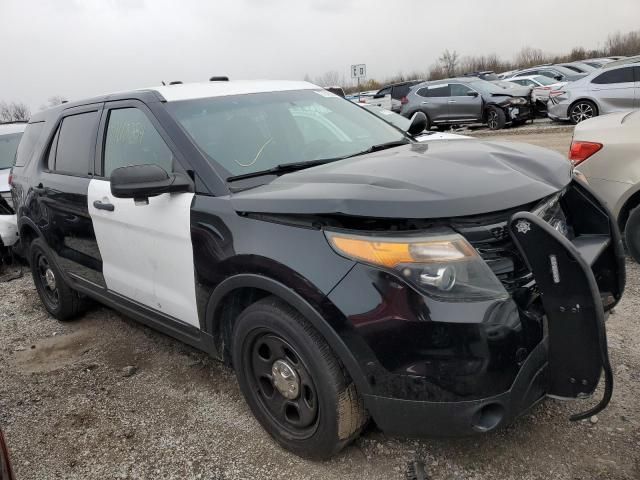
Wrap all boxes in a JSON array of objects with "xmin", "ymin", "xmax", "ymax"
[
  {"xmin": 509, "ymin": 97, "xmax": 527, "ymax": 105},
  {"xmin": 325, "ymin": 230, "xmax": 508, "ymax": 301}
]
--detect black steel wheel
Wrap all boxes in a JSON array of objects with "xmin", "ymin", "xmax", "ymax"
[
  {"xmin": 569, "ymin": 100, "xmax": 597, "ymax": 124},
  {"xmin": 232, "ymin": 296, "xmax": 367, "ymax": 459},
  {"xmin": 245, "ymin": 331, "xmax": 319, "ymax": 438},
  {"xmin": 29, "ymin": 238, "xmax": 84, "ymax": 321}
]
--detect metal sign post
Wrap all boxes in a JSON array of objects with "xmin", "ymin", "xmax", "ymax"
[{"xmin": 351, "ymin": 64, "xmax": 366, "ymax": 100}]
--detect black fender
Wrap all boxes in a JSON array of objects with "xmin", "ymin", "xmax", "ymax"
[{"xmin": 205, "ymin": 273, "xmax": 372, "ymax": 396}]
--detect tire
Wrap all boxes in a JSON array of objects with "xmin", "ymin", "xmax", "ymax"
[
  {"xmin": 29, "ymin": 238, "xmax": 84, "ymax": 321},
  {"xmin": 569, "ymin": 100, "xmax": 598, "ymax": 124},
  {"xmin": 418, "ymin": 111, "xmax": 431, "ymax": 131},
  {"xmin": 624, "ymin": 206, "xmax": 640, "ymax": 263},
  {"xmin": 486, "ymin": 106, "xmax": 506, "ymax": 130},
  {"xmin": 232, "ymin": 296, "xmax": 367, "ymax": 459}
]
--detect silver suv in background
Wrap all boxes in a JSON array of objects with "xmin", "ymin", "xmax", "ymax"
[
  {"xmin": 400, "ymin": 77, "xmax": 531, "ymax": 130},
  {"xmin": 548, "ymin": 64, "xmax": 640, "ymax": 123}
]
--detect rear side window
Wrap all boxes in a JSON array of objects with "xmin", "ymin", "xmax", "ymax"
[
  {"xmin": 421, "ymin": 84, "xmax": 450, "ymax": 97},
  {"xmin": 103, "ymin": 108, "xmax": 173, "ymax": 178},
  {"xmin": 14, "ymin": 122, "xmax": 44, "ymax": 167},
  {"xmin": 51, "ymin": 111, "xmax": 100, "ymax": 176},
  {"xmin": 592, "ymin": 67, "xmax": 634, "ymax": 84}
]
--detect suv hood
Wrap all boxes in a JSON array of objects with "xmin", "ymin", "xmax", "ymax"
[{"xmin": 230, "ymin": 140, "xmax": 572, "ymax": 219}]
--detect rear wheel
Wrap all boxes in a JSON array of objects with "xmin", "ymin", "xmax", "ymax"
[
  {"xmin": 232, "ymin": 296, "xmax": 367, "ymax": 459},
  {"xmin": 569, "ymin": 100, "xmax": 597, "ymax": 124},
  {"xmin": 418, "ymin": 111, "xmax": 431, "ymax": 131},
  {"xmin": 29, "ymin": 238, "xmax": 84, "ymax": 321},
  {"xmin": 624, "ymin": 206, "xmax": 640, "ymax": 263},
  {"xmin": 486, "ymin": 106, "xmax": 506, "ymax": 130}
]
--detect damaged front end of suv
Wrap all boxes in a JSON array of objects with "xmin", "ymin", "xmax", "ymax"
[{"xmin": 228, "ymin": 139, "xmax": 625, "ymax": 436}]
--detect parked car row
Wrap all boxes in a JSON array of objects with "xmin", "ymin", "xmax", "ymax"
[{"xmin": 0, "ymin": 78, "xmax": 624, "ymax": 460}]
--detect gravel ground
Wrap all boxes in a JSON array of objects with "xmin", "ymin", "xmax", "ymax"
[{"xmin": 1, "ymin": 128, "xmax": 639, "ymax": 480}]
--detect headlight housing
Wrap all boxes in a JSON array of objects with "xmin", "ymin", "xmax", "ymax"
[
  {"xmin": 325, "ymin": 230, "xmax": 508, "ymax": 301},
  {"xmin": 509, "ymin": 97, "xmax": 527, "ymax": 105}
]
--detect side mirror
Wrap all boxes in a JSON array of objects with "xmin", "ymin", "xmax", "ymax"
[
  {"xmin": 110, "ymin": 164, "xmax": 191, "ymax": 199},
  {"xmin": 466, "ymin": 91, "xmax": 479, "ymax": 97},
  {"xmin": 407, "ymin": 111, "xmax": 428, "ymax": 135},
  {"xmin": 373, "ymin": 93, "xmax": 386, "ymax": 99},
  {"xmin": 554, "ymin": 75, "xmax": 563, "ymax": 81}
]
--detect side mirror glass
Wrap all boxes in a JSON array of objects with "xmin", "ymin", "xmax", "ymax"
[
  {"xmin": 110, "ymin": 164, "xmax": 191, "ymax": 199},
  {"xmin": 555, "ymin": 75, "xmax": 563, "ymax": 81},
  {"xmin": 407, "ymin": 111, "xmax": 428, "ymax": 135},
  {"xmin": 466, "ymin": 91, "xmax": 479, "ymax": 97}
]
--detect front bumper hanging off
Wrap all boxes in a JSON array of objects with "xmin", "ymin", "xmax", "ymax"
[{"xmin": 509, "ymin": 211, "xmax": 616, "ymax": 420}]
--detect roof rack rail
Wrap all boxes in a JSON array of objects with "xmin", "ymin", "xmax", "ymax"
[
  {"xmin": 0, "ymin": 120, "xmax": 28, "ymax": 125},
  {"xmin": 209, "ymin": 76, "xmax": 229, "ymax": 82},
  {"xmin": 169, "ymin": 81, "xmax": 183, "ymax": 85}
]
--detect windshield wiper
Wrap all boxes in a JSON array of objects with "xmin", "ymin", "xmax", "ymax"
[
  {"xmin": 342, "ymin": 139, "xmax": 410, "ymax": 159},
  {"xmin": 226, "ymin": 139, "xmax": 410, "ymax": 182},
  {"xmin": 226, "ymin": 158, "xmax": 339, "ymax": 182}
]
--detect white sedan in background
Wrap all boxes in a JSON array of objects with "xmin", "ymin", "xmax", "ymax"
[
  {"xmin": 571, "ymin": 110, "xmax": 640, "ymax": 261},
  {"xmin": 505, "ymin": 75, "xmax": 567, "ymax": 104}
]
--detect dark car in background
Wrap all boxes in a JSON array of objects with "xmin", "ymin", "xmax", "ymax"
[
  {"xmin": 400, "ymin": 77, "xmax": 531, "ymax": 130},
  {"xmin": 376, "ymin": 80, "xmax": 424, "ymax": 112}
]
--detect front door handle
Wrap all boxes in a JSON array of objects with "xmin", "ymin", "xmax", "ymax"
[{"xmin": 93, "ymin": 200, "xmax": 115, "ymax": 212}]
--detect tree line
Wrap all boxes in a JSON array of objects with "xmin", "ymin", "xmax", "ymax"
[
  {"xmin": 0, "ymin": 96, "xmax": 67, "ymax": 124},
  {"xmin": 330, "ymin": 29, "xmax": 640, "ymax": 93}
]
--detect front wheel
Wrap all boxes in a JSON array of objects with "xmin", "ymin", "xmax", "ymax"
[
  {"xmin": 232, "ymin": 296, "xmax": 367, "ymax": 459},
  {"xmin": 569, "ymin": 100, "xmax": 597, "ymax": 124},
  {"xmin": 486, "ymin": 106, "xmax": 506, "ymax": 130}
]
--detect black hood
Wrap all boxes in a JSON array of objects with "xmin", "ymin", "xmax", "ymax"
[{"xmin": 230, "ymin": 140, "xmax": 572, "ymax": 219}]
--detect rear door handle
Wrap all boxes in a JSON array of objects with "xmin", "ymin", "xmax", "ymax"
[
  {"xmin": 448, "ymin": 100, "xmax": 457, "ymax": 103},
  {"xmin": 93, "ymin": 200, "xmax": 115, "ymax": 212},
  {"xmin": 421, "ymin": 101, "xmax": 429, "ymax": 104}
]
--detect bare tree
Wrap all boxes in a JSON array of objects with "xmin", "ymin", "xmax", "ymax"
[
  {"xmin": 438, "ymin": 50, "xmax": 459, "ymax": 77},
  {"xmin": 514, "ymin": 46, "xmax": 549, "ymax": 68},
  {"xmin": 39, "ymin": 95, "xmax": 67, "ymax": 111},
  {"xmin": 315, "ymin": 70, "xmax": 341, "ymax": 87},
  {"xmin": 0, "ymin": 101, "xmax": 30, "ymax": 122},
  {"xmin": 427, "ymin": 63, "xmax": 447, "ymax": 81}
]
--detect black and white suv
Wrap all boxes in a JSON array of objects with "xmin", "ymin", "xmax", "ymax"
[
  {"xmin": 10, "ymin": 80, "xmax": 624, "ymax": 458},
  {"xmin": 0, "ymin": 121, "xmax": 25, "ymax": 261}
]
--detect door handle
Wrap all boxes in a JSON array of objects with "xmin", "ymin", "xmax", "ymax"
[
  {"xmin": 421, "ymin": 101, "xmax": 429, "ymax": 104},
  {"xmin": 93, "ymin": 200, "xmax": 115, "ymax": 212},
  {"xmin": 448, "ymin": 100, "xmax": 457, "ymax": 103}
]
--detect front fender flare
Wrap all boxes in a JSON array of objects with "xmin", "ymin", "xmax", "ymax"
[{"xmin": 205, "ymin": 273, "xmax": 371, "ymax": 396}]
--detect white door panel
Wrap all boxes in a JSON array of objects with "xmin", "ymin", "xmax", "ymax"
[{"xmin": 88, "ymin": 179, "xmax": 199, "ymax": 327}]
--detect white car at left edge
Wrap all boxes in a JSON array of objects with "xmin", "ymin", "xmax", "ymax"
[{"xmin": 0, "ymin": 121, "xmax": 26, "ymax": 258}]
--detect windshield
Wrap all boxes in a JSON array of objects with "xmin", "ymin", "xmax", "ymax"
[
  {"xmin": 0, "ymin": 132, "xmax": 23, "ymax": 169},
  {"xmin": 533, "ymin": 76, "xmax": 557, "ymax": 86},
  {"xmin": 167, "ymin": 90, "xmax": 406, "ymax": 177}
]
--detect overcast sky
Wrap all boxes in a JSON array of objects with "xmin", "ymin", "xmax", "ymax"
[{"xmin": 1, "ymin": 0, "xmax": 639, "ymax": 111}]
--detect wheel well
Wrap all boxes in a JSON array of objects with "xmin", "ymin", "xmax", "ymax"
[
  {"xmin": 212, "ymin": 287, "xmax": 271, "ymax": 364},
  {"xmin": 18, "ymin": 224, "xmax": 39, "ymax": 259},
  {"xmin": 569, "ymin": 98, "xmax": 598, "ymax": 115},
  {"xmin": 617, "ymin": 190, "xmax": 640, "ymax": 233}
]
